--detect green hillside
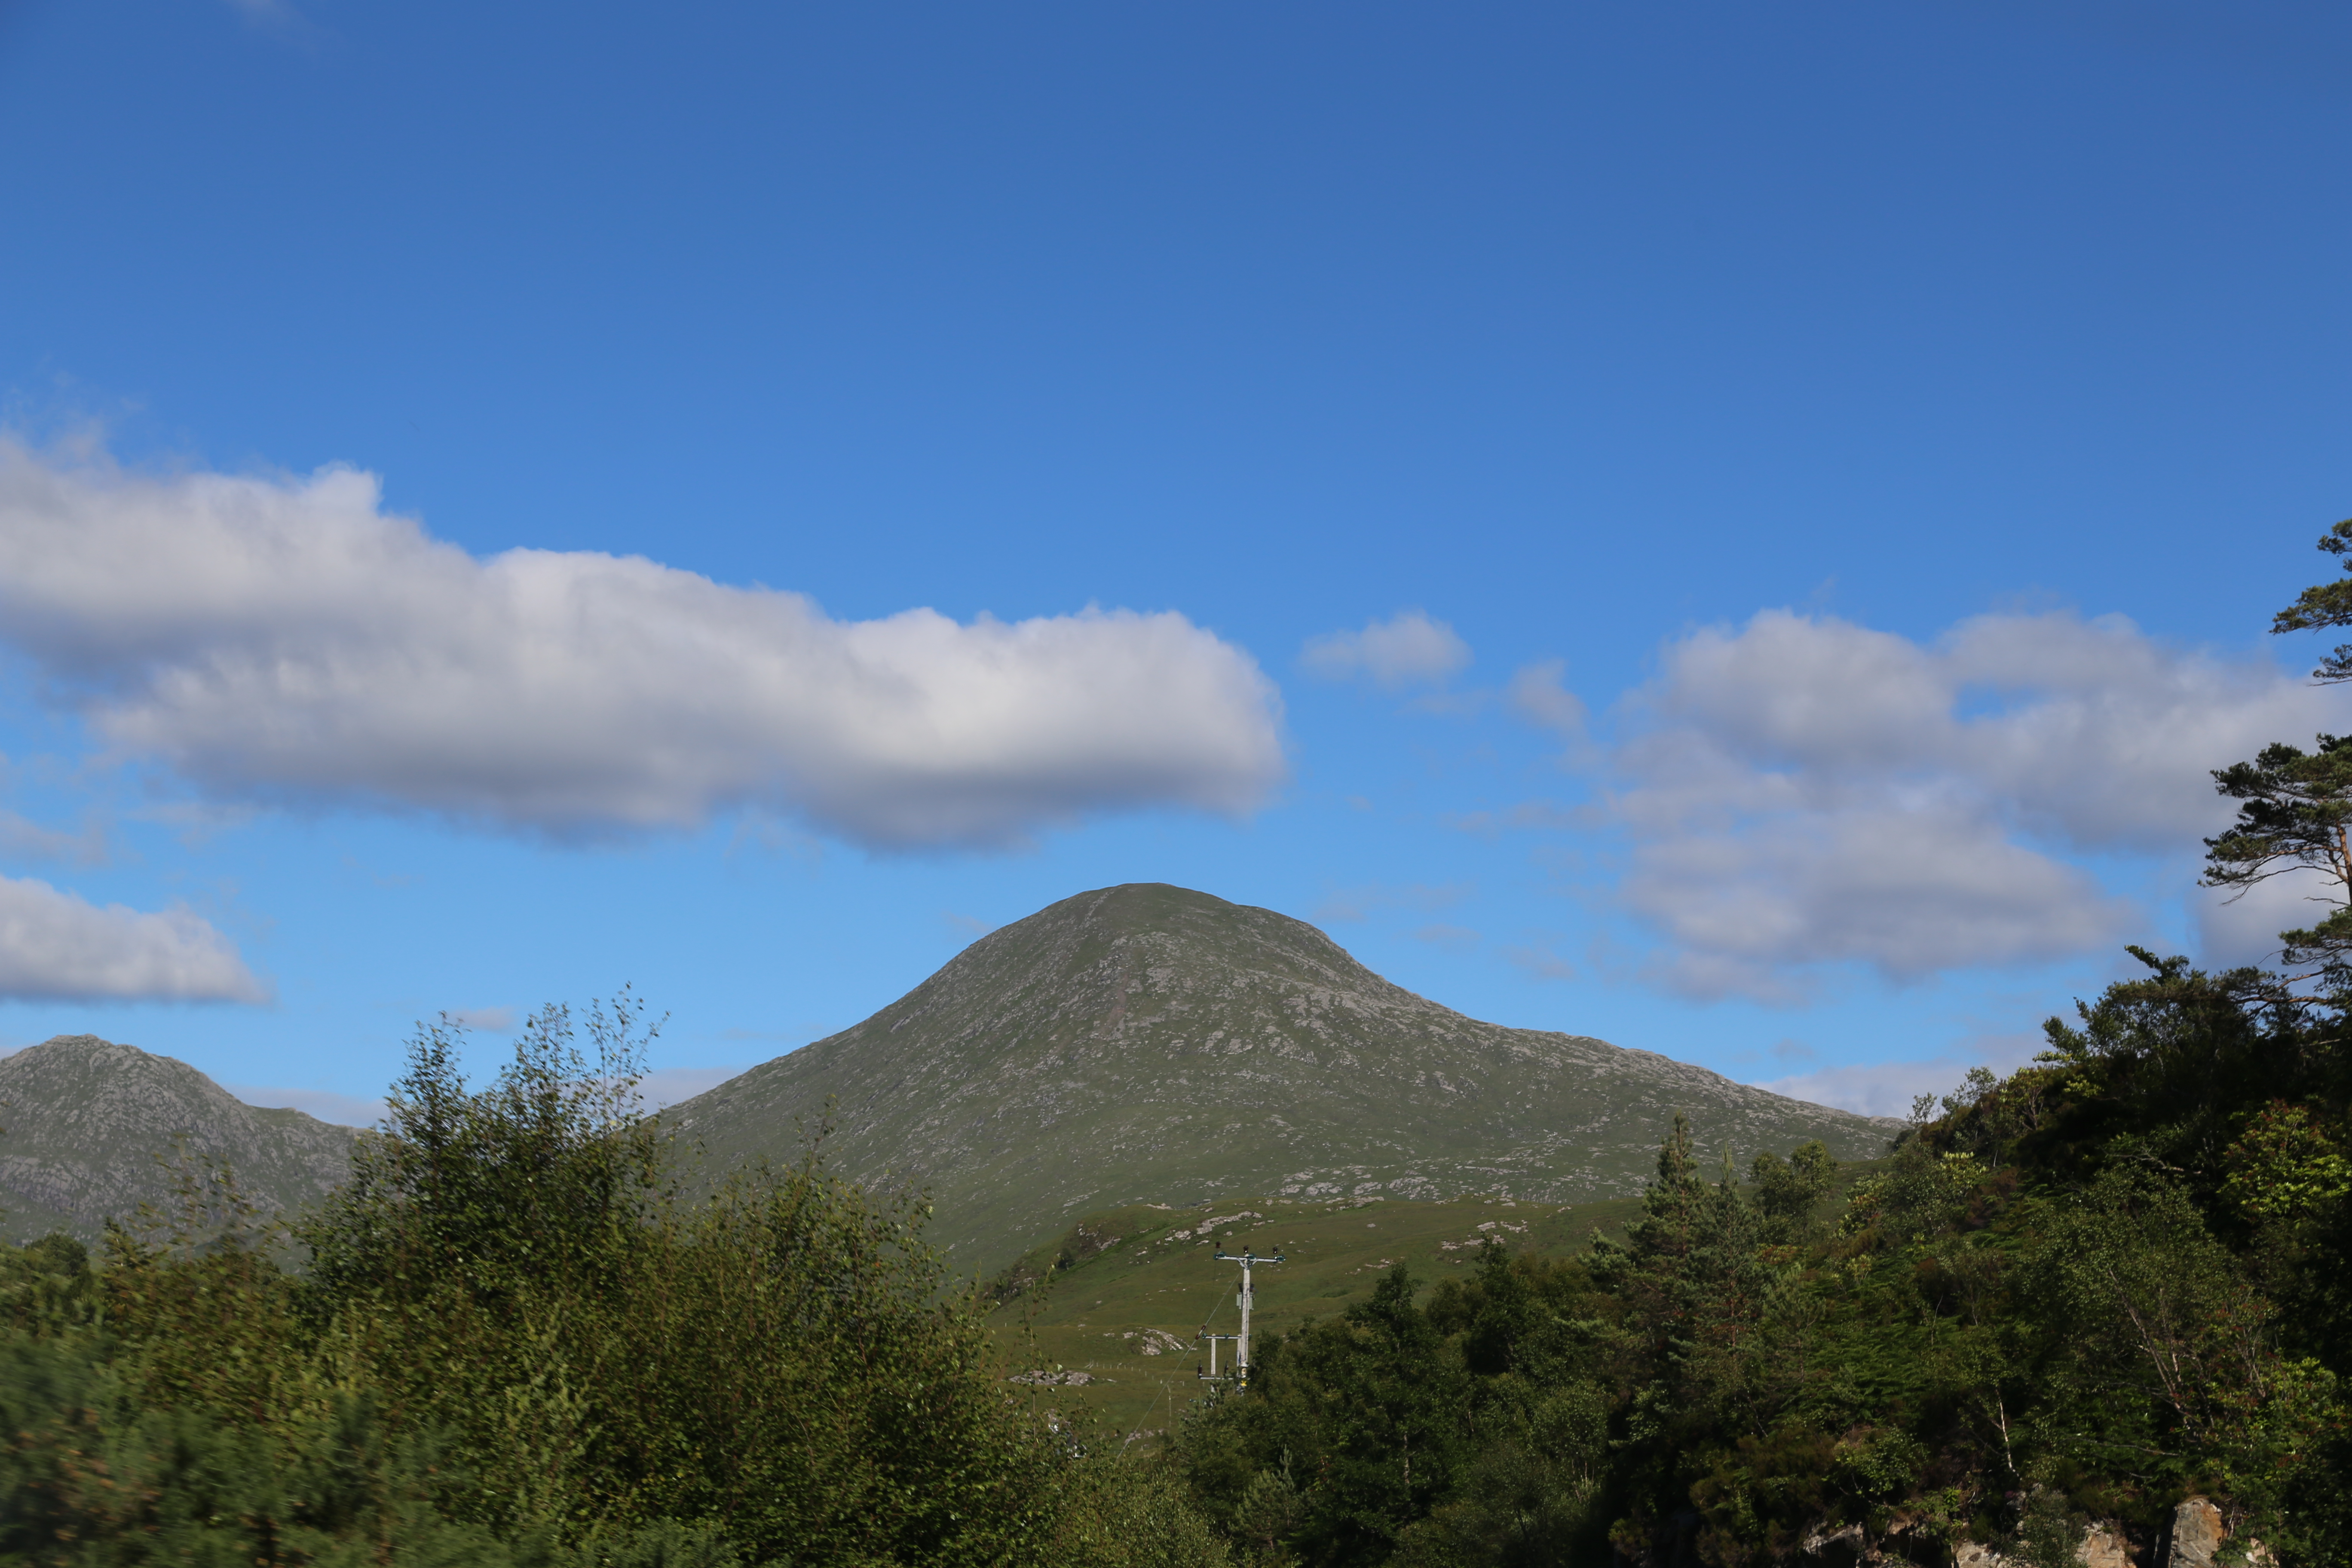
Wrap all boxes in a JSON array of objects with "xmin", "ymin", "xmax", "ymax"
[
  {"xmin": 985, "ymin": 1192, "xmax": 1647, "ymax": 1436},
  {"xmin": 666, "ymin": 883, "xmax": 1896, "ymax": 1274},
  {"xmin": 988, "ymin": 1153, "xmax": 1890, "ymax": 1437}
]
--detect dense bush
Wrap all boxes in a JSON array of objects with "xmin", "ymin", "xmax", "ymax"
[
  {"xmin": 1172, "ymin": 966, "xmax": 2352, "ymax": 1567},
  {"xmin": 0, "ymin": 997, "xmax": 1227, "ymax": 1567}
]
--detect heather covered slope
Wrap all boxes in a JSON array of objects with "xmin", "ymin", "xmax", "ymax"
[
  {"xmin": 665, "ymin": 883, "xmax": 1892, "ymax": 1273},
  {"xmin": 0, "ymin": 1034, "xmax": 358, "ymax": 1241}
]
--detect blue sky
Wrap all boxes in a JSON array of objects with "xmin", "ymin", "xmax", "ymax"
[{"xmin": 0, "ymin": 0, "xmax": 2346, "ymax": 1123}]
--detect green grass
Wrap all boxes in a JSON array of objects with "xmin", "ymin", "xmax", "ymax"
[{"xmin": 985, "ymin": 1191, "xmax": 1645, "ymax": 1436}]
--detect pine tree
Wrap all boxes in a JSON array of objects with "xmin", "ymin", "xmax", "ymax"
[{"xmin": 2204, "ymin": 521, "xmax": 2352, "ymax": 979}]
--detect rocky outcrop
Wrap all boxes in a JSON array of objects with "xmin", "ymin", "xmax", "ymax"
[
  {"xmin": 2166, "ymin": 1498, "xmax": 2225, "ymax": 1568},
  {"xmin": 1802, "ymin": 1522, "xmax": 1868, "ymax": 1568},
  {"xmin": 2161, "ymin": 1498, "xmax": 2274, "ymax": 1568},
  {"xmin": 1946, "ymin": 1521, "xmax": 2134, "ymax": 1568},
  {"xmin": 2079, "ymin": 1525, "xmax": 2132, "ymax": 1568}
]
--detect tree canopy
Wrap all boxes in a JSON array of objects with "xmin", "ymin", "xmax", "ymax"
[{"xmin": 0, "ymin": 1000, "xmax": 1229, "ymax": 1568}]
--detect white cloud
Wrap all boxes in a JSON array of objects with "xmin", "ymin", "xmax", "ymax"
[
  {"xmin": 129, "ymin": 801, "xmax": 263, "ymax": 848},
  {"xmin": 1302, "ymin": 610, "xmax": 1472, "ymax": 689},
  {"xmin": 230, "ymin": 1084, "xmax": 386, "ymax": 1126},
  {"xmin": 633, "ymin": 1065, "xmax": 749, "ymax": 1109},
  {"xmin": 1447, "ymin": 799, "xmax": 1582, "ymax": 836},
  {"xmin": 0, "ymin": 873, "xmax": 266, "ymax": 1002},
  {"xmin": 447, "ymin": 1006, "xmax": 516, "ymax": 1033},
  {"xmin": 1642, "ymin": 609, "xmax": 2325, "ymax": 848},
  {"xmin": 1576, "ymin": 609, "xmax": 2346, "ymax": 1001},
  {"xmin": 1412, "ymin": 922, "xmax": 1482, "ymax": 952},
  {"xmin": 1508, "ymin": 660, "xmax": 1586, "ymax": 735},
  {"xmin": 229, "ymin": 1063, "xmax": 748, "ymax": 1126},
  {"xmin": 0, "ymin": 809, "xmax": 106, "ymax": 865},
  {"xmin": 2193, "ymin": 870, "xmax": 2338, "ymax": 969},
  {"xmin": 1314, "ymin": 880, "xmax": 1473, "ymax": 922},
  {"xmin": 1499, "ymin": 938, "xmax": 1576, "ymax": 981},
  {"xmin": 0, "ymin": 442, "xmax": 1286, "ymax": 848},
  {"xmin": 1624, "ymin": 802, "xmax": 2135, "ymax": 1001},
  {"xmin": 1758, "ymin": 1034, "xmax": 2044, "ymax": 1119}
]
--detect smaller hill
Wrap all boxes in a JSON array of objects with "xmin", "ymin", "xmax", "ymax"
[{"xmin": 0, "ymin": 1035, "xmax": 358, "ymax": 1242}]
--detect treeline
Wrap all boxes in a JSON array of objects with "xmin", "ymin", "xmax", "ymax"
[
  {"xmin": 1173, "ymin": 953, "xmax": 2352, "ymax": 1565},
  {"xmin": 12, "ymin": 966, "xmax": 2347, "ymax": 1568},
  {"xmin": 0, "ymin": 999, "xmax": 1228, "ymax": 1568}
]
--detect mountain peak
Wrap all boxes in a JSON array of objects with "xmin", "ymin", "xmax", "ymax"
[
  {"xmin": 670, "ymin": 883, "xmax": 1891, "ymax": 1272},
  {"xmin": 0, "ymin": 1034, "xmax": 356, "ymax": 1241}
]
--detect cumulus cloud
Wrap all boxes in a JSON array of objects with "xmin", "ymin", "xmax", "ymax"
[
  {"xmin": 1585, "ymin": 609, "xmax": 2345, "ymax": 1001},
  {"xmin": 0, "ymin": 873, "xmax": 265, "ymax": 1002},
  {"xmin": 1758, "ymin": 1034, "xmax": 2045, "ymax": 1119},
  {"xmin": 227, "ymin": 1063, "xmax": 744, "ymax": 1126},
  {"xmin": 0, "ymin": 809, "xmax": 106, "ymax": 865},
  {"xmin": 1302, "ymin": 610, "xmax": 1472, "ymax": 689},
  {"xmin": 1508, "ymin": 660, "xmax": 1586, "ymax": 735},
  {"xmin": 1314, "ymin": 881, "xmax": 1473, "ymax": 922},
  {"xmin": 1500, "ymin": 938, "xmax": 1576, "ymax": 982},
  {"xmin": 1447, "ymin": 799, "xmax": 1581, "ymax": 837},
  {"xmin": 633, "ymin": 1065, "xmax": 750, "ymax": 1108},
  {"xmin": 1624, "ymin": 800, "xmax": 2135, "ymax": 1001},
  {"xmin": 230, "ymin": 1085, "xmax": 386, "ymax": 1127},
  {"xmin": 2194, "ymin": 870, "xmax": 2339, "ymax": 969},
  {"xmin": 0, "ymin": 442, "xmax": 1286, "ymax": 848}
]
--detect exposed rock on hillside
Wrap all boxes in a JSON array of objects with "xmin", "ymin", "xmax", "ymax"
[
  {"xmin": 666, "ymin": 883, "xmax": 1895, "ymax": 1273},
  {"xmin": 0, "ymin": 1035, "xmax": 358, "ymax": 1241}
]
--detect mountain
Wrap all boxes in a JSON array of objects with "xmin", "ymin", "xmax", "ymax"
[
  {"xmin": 0, "ymin": 1035, "xmax": 358, "ymax": 1243},
  {"xmin": 665, "ymin": 883, "xmax": 1895, "ymax": 1274}
]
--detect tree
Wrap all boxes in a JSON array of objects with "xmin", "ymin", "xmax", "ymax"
[
  {"xmin": 2269, "ymin": 517, "xmax": 2352, "ymax": 683},
  {"xmin": 2204, "ymin": 521, "xmax": 2352, "ymax": 980},
  {"xmin": 302, "ymin": 993, "xmax": 666, "ymax": 1315},
  {"xmin": 1750, "ymin": 1141, "xmax": 1836, "ymax": 1242},
  {"xmin": 2203, "ymin": 737, "xmax": 2352, "ymax": 977}
]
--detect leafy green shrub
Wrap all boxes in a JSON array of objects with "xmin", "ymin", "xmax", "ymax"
[{"xmin": 0, "ymin": 1000, "xmax": 1226, "ymax": 1568}]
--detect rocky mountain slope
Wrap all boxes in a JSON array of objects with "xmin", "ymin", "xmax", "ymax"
[
  {"xmin": 666, "ymin": 883, "xmax": 1895, "ymax": 1273},
  {"xmin": 0, "ymin": 1035, "xmax": 358, "ymax": 1242}
]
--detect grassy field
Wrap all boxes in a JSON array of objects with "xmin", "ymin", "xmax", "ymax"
[{"xmin": 983, "ymin": 1191, "xmax": 1647, "ymax": 1438}]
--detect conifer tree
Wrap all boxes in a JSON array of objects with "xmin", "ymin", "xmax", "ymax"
[
  {"xmin": 2205, "ymin": 521, "xmax": 2352, "ymax": 979},
  {"xmin": 2270, "ymin": 517, "xmax": 2352, "ymax": 683}
]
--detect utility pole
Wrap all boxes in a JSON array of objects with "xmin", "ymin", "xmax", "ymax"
[{"xmin": 1207, "ymin": 1247, "xmax": 1282, "ymax": 1387}]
